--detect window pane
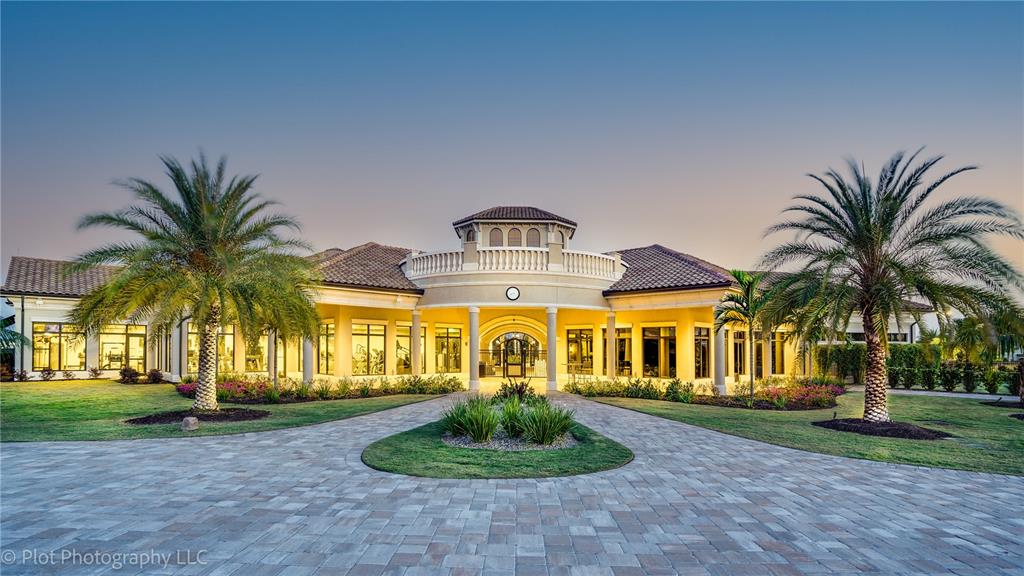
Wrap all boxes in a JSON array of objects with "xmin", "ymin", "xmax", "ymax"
[
  {"xmin": 318, "ymin": 321, "xmax": 335, "ymax": 374},
  {"xmin": 31, "ymin": 323, "xmax": 59, "ymax": 370},
  {"xmin": 526, "ymin": 228, "xmax": 541, "ymax": 247},
  {"xmin": 247, "ymin": 333, "xmax": 268, "ymax": 372},
  {"xmin": 489, "ymin": 228, "xmax": 503, "ymax": 246},
  {"xmin": 99, "ymin": 333, "xmax": 126, "ymax": 370},
  {"xmin": 508, "ymin": 228, "xmax": 522, "ymax": 246}
]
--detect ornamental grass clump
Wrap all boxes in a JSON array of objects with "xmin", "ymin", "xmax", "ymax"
[
  {"xmin": 501, "ymin": 397, "xmax": 525, "ymax": 438},
  {"xmin": 441, "ymin": 396, "xmax": 498, "ymax": 442},
  {"xmin": 462, "ymin": 398, "xmax": 499, "ymax": 442},
  {"xmin": 521, "ymin": 404, "xmax": 575, "ymax": 445}
]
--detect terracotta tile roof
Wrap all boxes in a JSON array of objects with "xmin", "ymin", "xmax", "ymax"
[
  {"xmin": 604, "ymin": 244, "xmax": 733, "ymax": 295},
  {"xmin": 453, "ymin": 206, "xmax": 577, "ymax": 227},
  {"xmin": 1, "ymin": 257, "xmax": 119, "ymax": 298},
  {"xmin": 314, "ymin": 242, "xmax": 423, "ymax": 294},
  {"xmin": 3, "ymin": 244, "xmax": 424, "ymax": 298}
]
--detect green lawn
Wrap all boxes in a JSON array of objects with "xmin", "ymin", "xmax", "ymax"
[
  {"xmin": 595, "ymin": 392, "xmax": 1024, "ymax": 476},
  {"xmin": 362, "ymin": 421, "xmax": 634, "ymax": 479},
  {"xmin": 0, "ymin": 379, "xmax": 437, "ymax": 441}
]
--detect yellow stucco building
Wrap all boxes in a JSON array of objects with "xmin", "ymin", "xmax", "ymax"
[{"xmin": 2, "ymin": 207, "xmax": 804, "ymax": 392}]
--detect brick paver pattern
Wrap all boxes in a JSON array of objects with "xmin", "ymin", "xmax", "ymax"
[{"xmin": 2, "ymin": 394, "xmax": 1022, "ymax": 575}]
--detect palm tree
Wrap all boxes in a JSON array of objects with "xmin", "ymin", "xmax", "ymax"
[
  {"xmin": 714, "ymin": 270, "xmax": 773, "ymax": 400},
  {"xmin": 69, "ymin": 154, "xmax": 320, "ymax": 411},
  {"xmin": 763, "ymin": 150, "xmax": 1024, "ymax": 422}
]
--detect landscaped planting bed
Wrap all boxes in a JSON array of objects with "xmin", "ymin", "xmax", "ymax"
[
  {"xmin": 812, "ymin": 418, "xmax": 952, "ymax": 440},
  {"xmin": 175, "ymin": 374, "xmax": 463, "ymax": 404},
  {"xmin": 126, "ymin": 408, "xmax": 270, "ymax": 425},
  {"xmin": 565, "ymin": 376, "xmax": 845, "ymax": 410},
  {"xmin": 362, "ymin": 392, "xmax": 633, "ymax": 478}
]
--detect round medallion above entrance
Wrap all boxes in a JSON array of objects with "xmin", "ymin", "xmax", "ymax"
[{"xmin": 505, "ymin": 286, "xmax": 520, "ymax": 301}]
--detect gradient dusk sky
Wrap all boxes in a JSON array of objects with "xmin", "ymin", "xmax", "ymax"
[{"xmin": 2, "ymin": 1, "xmax": 1022, "ymax": 279}]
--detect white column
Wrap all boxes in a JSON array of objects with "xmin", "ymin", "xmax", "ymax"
[
  {"xmin": 606, "ymin": 312, "xmax": 616, "ymax": 380},
  {"xmin": 411, "ymin": 310, "xmax": 422, "ymax": 377},
  {"xmin": 303, "ymin": 338, "xmax": 314, "ymax": 383},
  {"xmin": 546, "ymin": 307, "xmax": 558, "ymax": 391},
  {"xmin": 170, "ymin": 324, "xmax": 182, "ymax": 382},
  {"xmin": 468, "ymin": 307, "xmax": 480, "ymax": 391},
  {"xmin": 714, "ymin": 327, "xmax": 726, "ymax": 395}
]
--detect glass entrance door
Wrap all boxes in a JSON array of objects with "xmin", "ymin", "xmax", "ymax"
[{"xmin": 503, "ymin": 337, "xmax": 527, "ymax": 377}]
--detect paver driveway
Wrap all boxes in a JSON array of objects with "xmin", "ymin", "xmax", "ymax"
[{"xmin": 2, "ymin": 394, "xmax": 1022, "ymax": 576}]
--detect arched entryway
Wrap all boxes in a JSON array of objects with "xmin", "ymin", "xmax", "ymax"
[{"xmin": 487, "ymin": 332, "xmax": 543, "ymax": 378}]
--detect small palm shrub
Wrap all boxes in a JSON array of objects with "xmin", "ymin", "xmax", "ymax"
[
  {"xmin": 983, "ymin": 370, "xmax": 1002, "ymax": 395},
  {"xmin": 664, "ymin": 379, "xmax": 696, "ymax": 403},
  {"xmin": 501, "ymin": 397, "xmax": 525, "ymax": 438},
  {"xmin": 12, "ymin": 369, "xmax": 30, "ymax": 381},
  {"xmin": 358, "ymin": 380, "xmax": 373, "ymax": 397},
  {"xmin": 294, "ymin": 380, "xmax": 314, "ymax": 400},
  {"xmin": 39, "ymin": 367, "xmax": 56, "ymax": 381},
  {"xmin": 624, "ymin": 377, "xmax": 661, "ymax": 399},
  {"xmin": 147, "ymin": 369, "xmax": 164, "ymax": 383},
  {"xmin": 62, "ymin": 370, "xmax": 76, "ymax": 380},
  {"xmin": 494, "ymin": 379, "xmax": 539, "ymax": 404},
  {"xmin": 87, "ymin": 366, "xmax": 101, "ymax": 379},
  {"xmin": 314, "ymin": 379, "xmax": 334, "ymax": 400},
  {"xmin": 521, "ymin": 404, "xmax": 575, "ymax": 445}
]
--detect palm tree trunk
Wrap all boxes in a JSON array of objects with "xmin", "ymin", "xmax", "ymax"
[
  {"xmin": 862, "ymin": 311, "xmax": 889, "ymax": 422},
  {"xmin": 748, "ymin": 327, "xmax": 755, "ymax": 399},
  {"xmin": 192, "ymin": 308, "xmax": 220, "ymax": 411}
]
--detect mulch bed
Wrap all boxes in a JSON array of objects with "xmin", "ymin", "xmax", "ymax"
[
  {"xmin": 1010, "ymin": 414, "xmax": 1024, "ymax": 421},
  {"xmin": 692, "ymin": 396, "xmax": 836, "ymax": 411},
  {"xmin": 125, "ymin": 408, "xmax": 271, "ymax": 425},
  {"xmin": 981, "ymin": 400, "xmax": 1024, "ymax": 409},
  {"xmin": 812, "ymin": 418, "xmax": 952, "ymax": 440}
]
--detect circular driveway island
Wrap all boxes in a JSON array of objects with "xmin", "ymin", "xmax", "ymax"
[{"xmin": 1, "ymin": 395, "xmax": 1021, "ymax": 575}]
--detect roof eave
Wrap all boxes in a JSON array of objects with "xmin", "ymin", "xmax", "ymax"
[{"xmin": 602, "ymin": 281, "xmax": 733, "ymax": 297}]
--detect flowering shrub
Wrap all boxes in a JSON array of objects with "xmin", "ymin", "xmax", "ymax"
[
  {"xmin": 789, "ymin": 384, "xmax": 843, "ymax": 408},
  {"xmin": 175, "ymin": 374, "xmax": 463, "ymax": 403},
  {"xmin": 566, "ymin": 377, "xmax": 841, "ymax": 410}
]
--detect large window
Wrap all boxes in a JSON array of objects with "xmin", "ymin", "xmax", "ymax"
[
  {"xmin": 352, "ymin": 323, "xmax": 385, "ymax": 376},
  {"xmin": 246, "ymin": 332, "xmax": 268, "ymax": 372},
  {"xmin": 694, "ymin": 327, "xmax": 711, "ymax": 379},
  {"xmin": 770, "ymin": 332, "xmax": 786, "ymax": 375},
  {"xmin": 642, "ymin": 327, "xmax": 676, "ymax": 378},
  {"xmin": 489, "ymin": 228, "xmax": 503, "ymax": 246},
  {"xmin": 188, "ymin": 325, "xmax": 235, "ymax": 374},
  {"xmin": 99, "ymin": 324, "xmax": 146, "ymax": 371},
  {"xmin": 435, "ymin": 327, "xmax": 462, "ymax": 373},
  {"xmin": 32, "ymin": 322, "xmax": 86, "ymax": 371},
  {"xmin": 396, "ymin": 325, "xmax": 426, "ymax": 375},
  {"xmin": 155, "ymin": 328, "xmax": 171, "ymax": 372},
  {"xmin": 602, "ymin": 328, "xmax": 632, "ymax": 376},
  {"xmin": 566, "ymin": 329, "xmax": 593, "ymax": 374},
  {"xmin": 317, "ymin": 321, "xmax": 335, "ymax": 374},
  {"xmin": 526, "ymin": 228, "xmax": 541, "ymax": 247},
  {"xmin": 732, "ymin": 331, "xmax": 746, "ymax": 375}
]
